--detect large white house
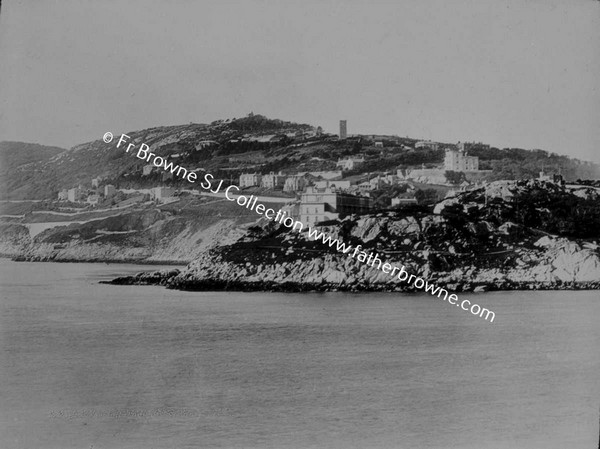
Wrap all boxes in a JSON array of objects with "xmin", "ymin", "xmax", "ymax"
[
  {"xmin": 444, "ymin": 148, "xmax": 479, "ymax": 171},
  {"xmin": 336, "ymin": 157, "xmax": 365, "ymax": 171}
]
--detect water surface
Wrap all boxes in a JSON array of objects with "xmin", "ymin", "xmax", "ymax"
[{"xmin": 0, "ymin": 260, "xmax": 598, "ymax": 448}]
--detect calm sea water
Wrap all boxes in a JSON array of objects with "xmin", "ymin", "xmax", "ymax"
[{"xmin": 0, "ymin": 259, "xmax": 598, "ymax": 449}]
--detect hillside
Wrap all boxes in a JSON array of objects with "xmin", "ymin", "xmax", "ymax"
[
  {"xmin": 0, "ymin": 142, "xmax": 66, "ymax": 199},
  {"xmin": 2, "ymin": 114, "xmax": 599, "ymax": 200}
]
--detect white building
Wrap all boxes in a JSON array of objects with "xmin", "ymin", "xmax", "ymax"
[
  {"xmin": 538, "ymin": 171, "xmax": 551, "ymax": 182},
  {"xmin": 91, "ymin": 177, "xmax": 102, "ymax": 188},
  {"xmin": 239, "ymin": 173, "xmax": 261, "ymax": 188},
  {"xmin": 67, "ymin": 187, "xmax": 83, "ymax": 203},
  {"xmin": 196, "ymin": 140, "xmax": 218, "ymax": 150},
  {"xmin": 336, "ymin": 157, "xmax": 365, "ymax": 171},
  {"xmin": 142, "ymin": 164, "xmax": 155, "ymax": 176},
  {"xmin": 300, "ymin": 186, "xmax": 372, "ymax": 226},
  {"xmin": 415, "ymin": 141, "xmax": 439, "ymax": 151},
  {"xmin": 444, "ymin": 148, "xmax": 479, "ymax": 171},
  {"xmin": 150, "ymin": 186, "xmax": 175, "ymax": 202},
  {"xmin": 104, "ymin": 185, "xmax": 116, "ymax": 197}
]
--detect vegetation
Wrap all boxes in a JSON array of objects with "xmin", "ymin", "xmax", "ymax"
[
  {"xmin": 444, "ymin": 170, "xmax": 466, "ymax": 185},
  {"xmin": 414, "ymin": 188, "xmax": 441, "ymax": 205}
]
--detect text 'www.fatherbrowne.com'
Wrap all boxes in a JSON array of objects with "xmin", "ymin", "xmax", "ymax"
[{"xmin": 103, "ymin": 132, "xmax": 496, "ymax": 323}]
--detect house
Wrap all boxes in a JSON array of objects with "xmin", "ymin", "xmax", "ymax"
[
  {"xmin": 104, "ymin": 185, "xmax": 116, "ymax": 197},
  {"xmin": 57, "ymin": 189, "xmax": 68, "ymax": 201},
  {"xmin": 142, "ymin": 164, "xmax": 155, "ymax": 176},
  {"xmin": 538, "ymin": 171, "xmax": 551, "ymax": 181},
  {"xmin": 283, "ymin": 176, "xmax": 306, "ymax": 192},
  {"xmin": 239, "ymin": 173, "xmax": 261, "ymax": 188},
  {"xmin": 300, "ymin": 186, "xmax": 372, "ymax": 226},
  {"xmin": 444, "ymin": 148, "xmax": 479, "ymax": 171},
  {"xmin": 374, "ymin": 141, "xmax": 384, "ymax": 147},
  {"xmin": 91, "ymin": 177, "xmax": 102, "ymax": 188},
  {"xmin": 261, "ymin": 172, "xmax": 285, "ymax": 190},
  {"xmin": 415, "ymin": 141, "xmax": 439, "ymax": 151},
  {"xmin": 195, "ymin": 140, "xmax": 218, "ymax": 150},
  {"xmin": 67, "ymin": 187, "xmax": 83, "ymax": 203},
  {"xmin": 150, "ymin": 186, "xmax": 175, "ymax": 202},
  {"xmin": 336, "ymin": 157, "xmax": 365, "ymax": 171}
]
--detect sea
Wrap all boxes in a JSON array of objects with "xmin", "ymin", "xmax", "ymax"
[{"xmin": 0, "ymin": 259, "xmax": 598, "ymax": 449}]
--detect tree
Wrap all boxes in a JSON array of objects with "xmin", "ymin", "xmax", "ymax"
[
  {"xmin": 445, "ymin": 170, "xmax": 466, "ymax": 185},
  {"xmin": 415, "ymin": 188, "xmax": 439, "ymax": 205}
]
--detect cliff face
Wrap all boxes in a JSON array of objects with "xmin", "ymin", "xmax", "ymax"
[
  {"xmin": 3, "ymin": 202, "xmax": 255, "ymax": 263},
  {"xmin": 117, "ymin": 179, "xmax": 600, "ymax": 291}
]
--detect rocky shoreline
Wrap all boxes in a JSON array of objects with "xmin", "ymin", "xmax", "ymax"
[{"xmin": 102, "ymin": 267, "xmax": 600, "ymax": 292}]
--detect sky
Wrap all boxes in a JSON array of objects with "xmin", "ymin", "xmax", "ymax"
[{"xmin": 0, "ymin": 0, "xmax": 599, "ymax": 161}]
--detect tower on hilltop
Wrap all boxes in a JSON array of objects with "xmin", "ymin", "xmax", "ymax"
[{"xmin": 339, "ymin": 120, "xmax": 347, "ymax": 139}]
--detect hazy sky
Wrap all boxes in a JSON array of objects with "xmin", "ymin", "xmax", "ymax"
[{"xmin": 0, "ymin": 0, "xmax": 598, "ymax": 161}]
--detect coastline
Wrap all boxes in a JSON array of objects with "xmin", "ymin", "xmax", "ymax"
[{"xmin": 100, "ymin": 268, "xmax": 600, "ymax": 293}]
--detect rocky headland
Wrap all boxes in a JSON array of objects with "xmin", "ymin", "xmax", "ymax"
[{"xmin": 105, "ymin": 179, "xmax": 600, "ymax": 292}]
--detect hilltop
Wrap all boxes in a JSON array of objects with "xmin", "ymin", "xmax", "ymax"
[{"xmin": 0, "ymin": 114, "xmax": 313, "ymax": 200}]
